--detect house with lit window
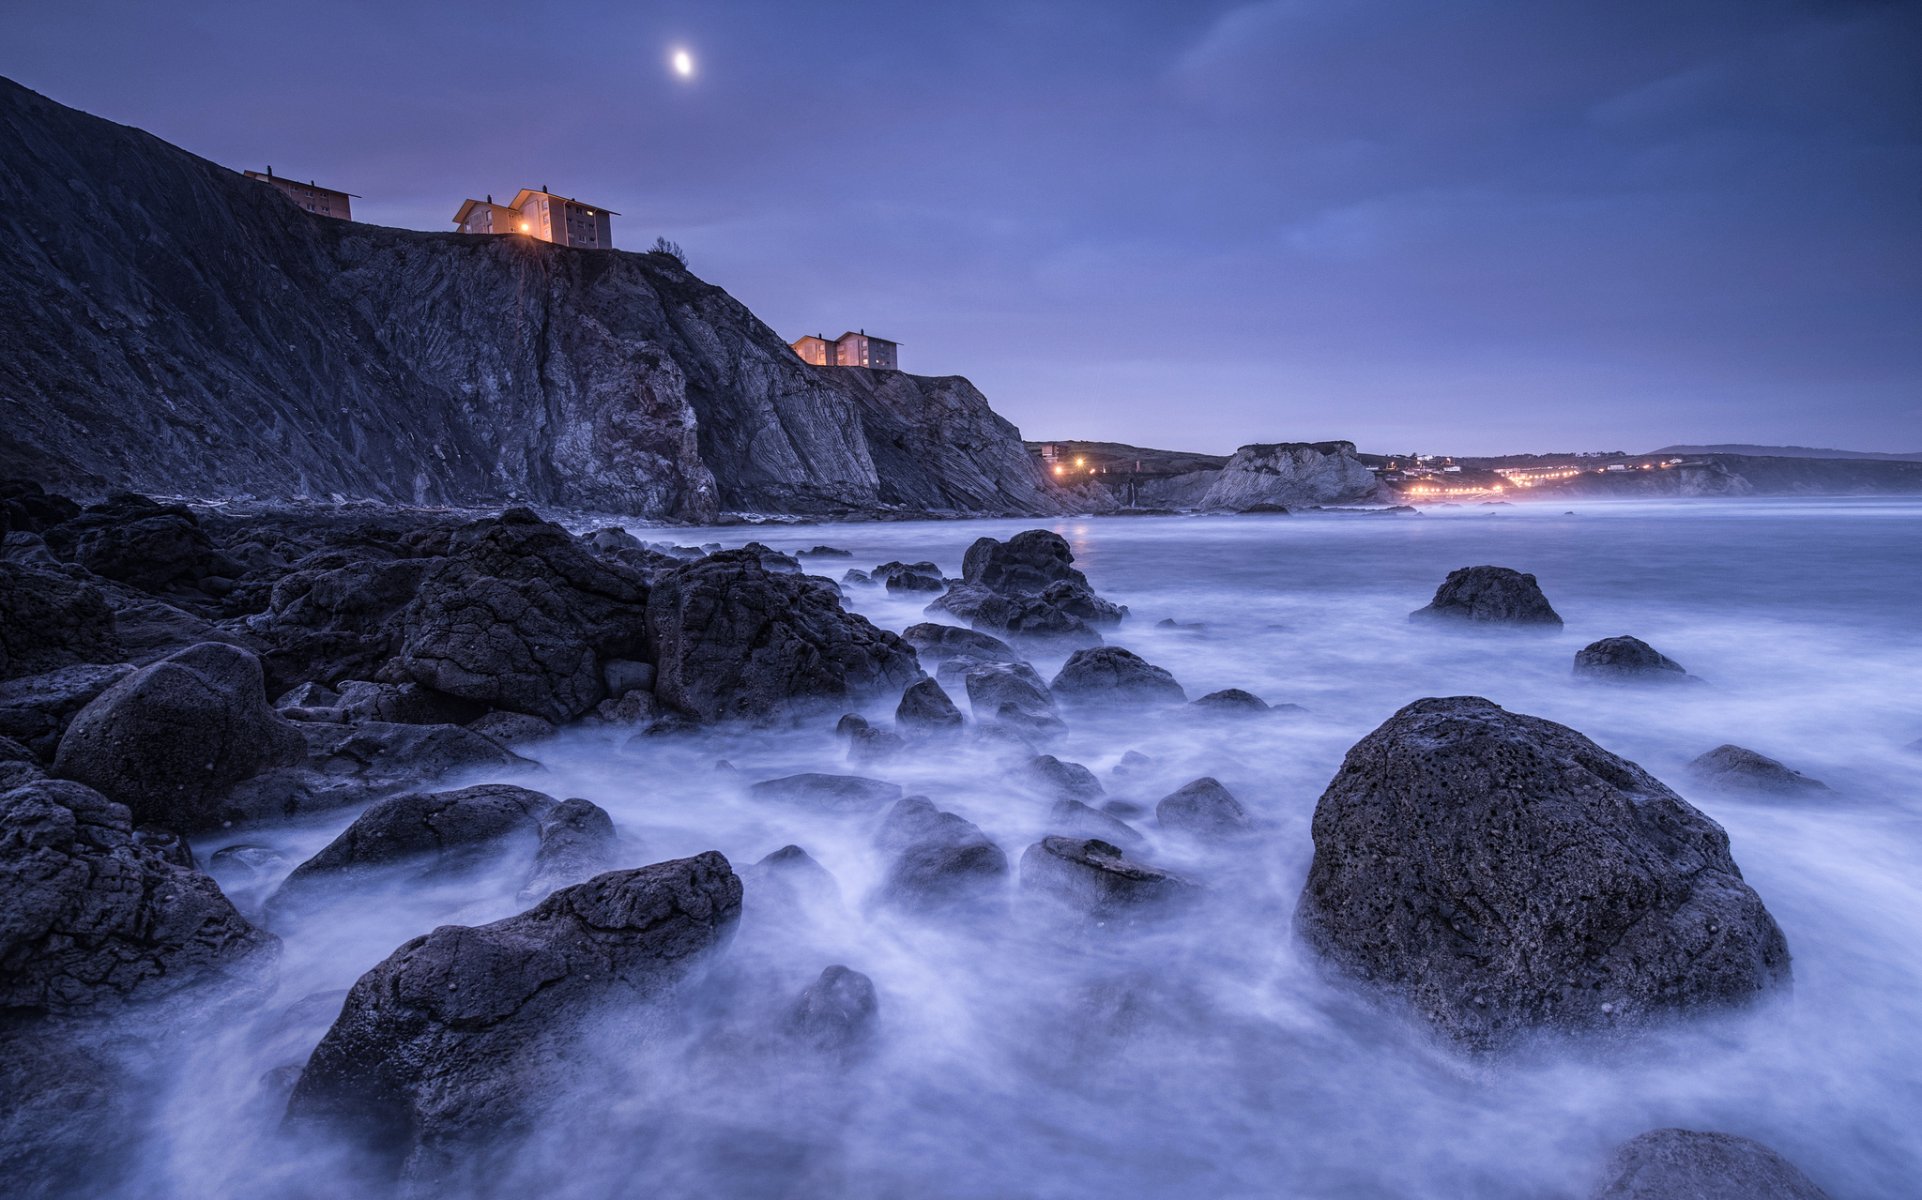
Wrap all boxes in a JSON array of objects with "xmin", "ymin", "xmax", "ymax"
[
  {"xmin": 245, "ymin": 168, "xmax": 355, "ymax": 221},
  {"xmin": 452, "ymin": 187, "xmax": 617, "ymax": 249},
  {"xmin": 790, "ymin": 330, "xmax": 900, "ymax": 370}
]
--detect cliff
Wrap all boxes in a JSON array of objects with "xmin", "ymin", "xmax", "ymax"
[
  {"xmin": 0, "ymin": 78, "xmax": 1068, "ymax": 520},
  {"xmin": 1196, "ymin": 442, "xmax": 1381, "ymax": 509}
]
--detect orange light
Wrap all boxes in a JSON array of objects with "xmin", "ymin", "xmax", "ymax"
[{"xmin": 520, "ymin": 221, "xmax": 530, "ymax": 232}]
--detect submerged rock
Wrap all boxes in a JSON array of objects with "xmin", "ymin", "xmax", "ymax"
[
  {"xmin": 872, "ymin": 795, "xmax": 1009, "ymax": 913},
  {"xmin": 1409, "ymin": 566, "xmax": 1563, "ymax": 628},
  {"xmin": 743, "ymin": 844, "xmax": 842, "ymax": 915},
  {"xmin": 962, "ymin": 661, "xmax": 1061, "ymax": 732},
  {"xmin": 51, "ymin": 642, "xmax": 306, "ymax": 833},
  {"xmin": 519, "ymin": 797, "xmax": 619, "ymax": 903},
  {"xmin": 748, "ymin": 773, "xmax": 903, "ymax": 813},
  {"xmin": 1026, "ymin": 754, "xmax": 1105, "ymax": 801},
  {"xmin": 0, "ymin": 778, "xmax": 275, "ymax": 1015},
  {"xmin": 1189, "ymin": 687, "xmax": 1271, "ymax": 714},
  {"xmin": 900, "ymin": 623, "xmax": 1019, "ymax": 665},
  {"xmin": 1019, "ymin": 836, "xmax": 1197, "ymax": 923},
  {"xmin": 1048, "ymin": 798, "xmax": 1145, "ymax": 850},
  {"xmin": 285, "ymin": 853, "xmax": 742, "ymax": 1187},
  {"xmin": 785, "ymin": 964, "xmax": 879, "ymax": 1057},
  {"xmin": 1574, "ymin": 636, "xmax": 1693, "ymax": 682},
  {"xmin": 1296, "ymin": 697, "xmax": 1790, "ymax": 1050},
  {"xmin": 1590, "ymin": 1128, "xmax": 1832, "ymax": 1200},
  {"xmin": 1156, "ymin": 777, "xmax": 1251, "ymax": 839},
  {"xmin": 1049, "ymin": 646, "xmax": 1187, "ymax": 707},
  {"xmin": 1686, "ymin": 744, "xmax": 1830, "ymax": 796}
]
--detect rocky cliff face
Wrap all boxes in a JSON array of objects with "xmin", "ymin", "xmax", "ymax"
[
  {"xmin": 0, "ymin": 78, "xmax": 1068, "ymax": 520},
  {"xmin": 1538, "ymin": 455, "xmax": 1922, "ymax": 499},
  {"xmin": 1196, "ymin": 442, "xmax": 1381, "ymax": 509}
]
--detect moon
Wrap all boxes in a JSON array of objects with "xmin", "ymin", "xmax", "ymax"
[{"xmin": 671, "ymin": 48, "xmax": 695, "ymax": 79}]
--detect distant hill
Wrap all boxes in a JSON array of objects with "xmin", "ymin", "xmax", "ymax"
[{"xmin": 1649, "ymin": 444, "xmax": 1922, "ymax": 463}]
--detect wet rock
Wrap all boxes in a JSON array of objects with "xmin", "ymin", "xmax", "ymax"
[
  {"xmin": 1019, "ymin": 837, "xmax": 1197, "ymax": 923},
  {"xmin": 1296, "ymin": 696, "xmax": 1792, "ymax": 1050},
  {"xmin": 748, "ymin": 773, "xmax": 903, "ymax": 813},
  {"xmin": 292, "ymin": 719, "xmax": 524, "ymax": 796},
  {"xmin": 1574, "ymin": 636, "xmax": 1693, "ymax": 682},
  {"xmin": 963, "ymin": 662, "xmax": 1060, "ymax": 731},
  {"xmin": 834, "ymin": 713, "xmax": 870, "ymax": 738},
  {"xmin": 784, "ymin": 965, "xmax": 879, "ymax": 1057},
  {"xmin": 848, "ymin": 725, "xmax": 909, "ymax": 763},
  {"xmin": 647, "ymin": 551, "xmax": 920, "ymax": 724},
  {"xmin": 0, "ymin": 778, "xmax": 275, "ymax": 1015},
  {"xmin": 1190, "ymin": 687, "xmax": 1270, "ymax": 714},
  {"xmin": 744, "ymin": 844, "xmax": 841, "ymax": 914},
  {"xmin": 841, "ymin": 568, "xmax": 873, "ymax": 586},
  {"xmin": 1409, "ymin": 566, "xmax": 1563, "ymax": 628},
  {"xmin": 873, "ymin": 795, "xmax": 1009, "ymax": 912},
  {"xmin": 1112, "ymin": 749, "xmax": 1154, "ymax": 777},
  {"xmin": 285, "ymin": 853, "xmax": 742, "ymax": 1187},
  {"xmin": 874, "ymin": 560, "xmax": 945, "ymax": 592},
  {"xmin": 0, "ymin": 563, "xmax": 121, "ymax": 681},
  {"xmin": 519, "ymin": 797, "xmax": 619, "ymax": 903},
  {"xmin": 896, "ymin": 677, "xmax": 964, "ymax": 731},
  {"xmin": 1156, "ymin": 777, "xmax": 1251, "ymax": 839},
  {"xmin": 933, "ymin": 530, "xmax": 1125, "ymax": 644},
  {"xmin": 1049, "ymin": 798, "xmax": 1145, "ymax": 850},
  {"xmin": 465, "ymin": 710, "xmax": 557, "ymax": 745},
  {"xmin": 961, "ymin": 530, "xmax": 1087, "ymax": 593},
  {"xmin": 0, "ymin": 663, "xmax": 134, "ymax": 759},
  {"xmin": 1026, "ymin": 754, "xmax": 1105, "ymax": 800},
  {"xmin": 798, "ymin": 546, "xmax": 852, "ymax": 559},
  {"xmin": 1686, "ymin": 744, "xmax": 1830, "ymax": 796},
  {"xmin": 1590, "ymin": 1128, "xmax": 1832, "ymax": 1200},
  {"xmin": 900, "ymin": 622, "xmax": 1020, "ymax": 665},
  {"xmin": 52, "ymin": 642, "xmax": 306, "ymax": 833},
  {"xmin": 1050, "ymin": 646, "xmax": 1187, "ymax": 707},
  {"xmin": 969, "ymin": 589, "xmax": 1109, "ymax": 645},
  {"xmin": 0, "ymin": 1023, "xmax": 144, "ymax": 1199}
]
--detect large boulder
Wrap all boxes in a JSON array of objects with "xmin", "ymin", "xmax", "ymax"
[
  {"xmin": 519, "ymin": 797, "xmax": 619, "ymax": 903},
  {"xmin": 52, "ymin": 642, "xmax": 306, "ymax": 832},
  {"xmin": 57, "ymin": 498, "xmax": 217, "ymax": 592},
  {"xmin": 900, "ymin": 623, "xmax": 1019, "ymax": 665},
  {"xmin": 962, "ymin": 662, "xmax": 1061, "ymax": 731},
  {"xmin": 1049, "ymin": 646, "xmax": 1187, "ymax": 707},
  {"xmin": 1590, "ymin": 1129, "xmax": 1832, "ymax": 1200},
  {"xmin": 1196, "ymin": 441, "xmax": 1380, "ymax": 509},
  {"xmin": 1156, "ymin": 777, "xmax": 1250, "ymax": 839},
  {"xmin": 933, "ymin": 530, "xmax": 1125, "ymax": 644},
  {"xmin": 0, "ymin": 663, "xmax": 134, "ymax": 760},
  {"xmin": 0, "ymin": 563, "xmax": 121, "ymax": 681},
  {"xmin": 895, "ymin": 677, "xmax": 964, "ymax": 731},
  {"xmin": 1409, "ymin": 566, "xmax": 1563, "ymax": 627},
  {"xmin": 285, "ymin": 853, "xmax": 742, "ymax": 1188},
  {"xmin": 1574, "ymin": 636, "xmax": 1693, "ymax": 682},
  {"xmin": 0, "ymin": 778, "xmax": 275, "ymax": 1016},
  {"xmin": 1686, "ymin": 744, "xmax": 1830, "ymax": 796},
  {"xmin": 960, "ymin": 529, "xmax": 1088, "ymax": 593},
  {"xmin": 647, "ymin": 550, "xmax": 920, "ymax": 724},
  {"xmin": 872, "ymin": 795, "xmax": 1009, "ymax": 913},
  {"xmin": 1296, "ymin": 697, "xmax": 1791, "ymax": 1050}
]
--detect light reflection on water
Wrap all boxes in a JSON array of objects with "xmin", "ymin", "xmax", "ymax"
[{"xmin": 163, "ymin": 498, "xmax": 1922, "ymax": 1199}]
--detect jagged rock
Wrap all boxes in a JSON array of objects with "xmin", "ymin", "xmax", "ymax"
[
  {"xmin": 519, "ymin": 797, "xmax": 619, "ymax": 903},
  {"xmin": 1590, "ymin": 1129, "xmax": 1832, "ymax": 1200},
  {"xmin": 1156, "ymin": 777, "xmax": 1250, "ymax": 839},
  {"xmin": 962, "ymin": 662, "xmax": 1061, "ymax": 732},
  {"xmin": 0, "ymin": 480, "xmax": 80, "ymax": 534},
  {"xmin": 465, "ymin": 710, "xmax": 557, "ymax": 745},
  {"xmin": 1049, "ymin": 646, "xmax": 1187, "ymax": 707},
  {"xmin": 1190, "ymin": 687, "xmax": 1271, "ymax": 714},
  {"xmin": 799, "ymin": 546, "xmax": 852, "ymax": 558},
  {"xmin": 0, "ymin": 563, "xmax": 121, "ymax": 681},
  {"xmin": 932, "ymin": 530, "xmax": 1125, "ymax": 644},
  {"xmin": 51, "ymin": 642, "xmax": 306, "ymax": 832},
  {"xmin": 900, "ymin": 622, "xmax": 1019, "ymax": 665},
  {"xmin": 748, "ymin": 773, "xmax": 903, "ymax": 813},
  {"xmin": 333, "ymin": 680, "xmax": 488, "ymax": 726},
  {"xmin": 961, "ymin": 530, "xmax": 1088, "ymax": 593},
  {"xmin": 57, "ymin": 498, "xmax": 217, "ymax": 592},
  {"xmin": 1296, "ymin": 696, "xmax": 1791, "ymax": 1050},
  {"xmin": 872, "ymin": 795, "xmax": 1008, "ymax": 912},
  {"xmin": 841, "ymin": 568, "xmax": 873, "ymax": 586},
  {"xmin": 0, "ymin": 663, "xmax": 134, "ymax": 759},
  {"xmin": 1686, "ymin": 744, "xmax": 1830, "ymax": 796},
  {"xmin": 284, "ymin": 853, "xmax": 742, "ymax": 1187},
  {"xmin": 646, "ymin": 551, "xmax": 920, "ymax": 724},
  {"xmin": 874, "ymin": 560, "xmax": 945, "ymax": 592},
  {"xmin": 784, "ymin": 965, "xmax": 879, "ymax": 1057},
  {"xmin": 272, "ymin": 784, "xmax": 555, "ymax": 909},
  {"xmin": 1574, "ymin": 636, "xmax": 1693, "ymax": 682},
  {"xmin": 969, "ymin": 590, "xmax": 1109, "ymax": 644},
  {"xmin": 896, "ymin": 677, "xmax": 964, "ymax": 731},
  {"xmin": 1049, "ymin": 798, "xmax": 1145, "ymax": 850},
  {"xmin": 1026, "ymin": 755, "xmax": 1104, "ymax": 801},
  {"xmin": 251, "ymin": 553, "xmax": 431, "ymax": 692},
  {"xmin": 1197, "ymin": 442, "xmax": 1381, "ymax": 509},
  {"xmin": 276, "ymin": 681, "xmax": 341, "ymax": 711},
  {"xmin": 1019, "ymin": 837, "xmax": 1197, "ymax": 923},
  {"xmin": 1410, "ymin": 566, "xmax": 1563, "ymax": 627},
  {"xmin": 0, "ymin": 778, "xmax": 275, "ymax": 1015},
  {"xmin": 594, "ymin": 689, "xmax": 662, "ymax": 726}
]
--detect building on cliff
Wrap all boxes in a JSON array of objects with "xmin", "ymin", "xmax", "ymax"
[
  {"xmin": 453, "ymin": 188, "xmax": 616, "ymax": 248},
  {"xmin": 244, "ymin": 169, "xmax": 355, "ymax": 220},
  {"xmin": 791, "ymin": 330, "xmax": 900, "ymax": 370}
]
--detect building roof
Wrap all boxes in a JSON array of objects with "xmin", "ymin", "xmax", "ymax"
[
  {"xmin": 835, "ymin": 330, "xmax": 899, "ymax": 346},
  {"xmin": 244, "ymin": 170, "xmax": 358, "ymax": 199},
  {"xmin": 451, "ymin": 197, "xmax": 517, "ymax": 226},
  {"xmin": 506, "ymin": 188, "xmax": 621, "ymax": 216}
]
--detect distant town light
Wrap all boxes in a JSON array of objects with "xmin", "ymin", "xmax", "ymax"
[{"xmin": 672, "ymin": 48, "xmax": 695, "ymax": 78}]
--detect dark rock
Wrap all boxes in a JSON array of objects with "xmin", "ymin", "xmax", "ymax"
[
  {"xmin": 1112, "ymin": 749, "xmax": 1154, "ymax": 777},
  {"xmin": 284, "ymin": 853, "xmax": 742, "ymax": 1186},
  {"xmin": 741, "ymin": 542, "xmax": 802, "ymax": 573},
  {"xmin": 1410, "ymin": 565, "xmax": 1563, "ymax": 627},
  {"xmin": 1019, "ymin": 837, "xmax": 1197, "ymax": 923},
  {"xmin": 52, "ymin": 642, "xmax": 306, "ymax": 833},
  {"xmin": 1590, "ymin": 1128, "xmax": 1832, "ymax": 1200},
  {"xmin": 841, "ymin": 568, "xmax": 873, "ymax": 586},
  {"xmin": 784, "ymin": 965, "xmax": 879, "ymax": 1057},
  {"xmin": 900, "ymin": 622, "xmax": 1019, "ymax": 665},
  {"xmin": 0, "ymin": 563, "xmax": 121, "ymax": 681},
  {"xmin": 520, "ymin": 797, "xmax": 619, "ymax": 903},
  {"xmin": 275, "ymin": 681, "xmax": 341, "ymax": 710},
  {"xmin": 834, "ymin": 713, "xmax": 871, "ymax": 738},
  {"xmin": 1574, "ymin": 636, "xmax": 1693, "ymax": 682},
  {"xmin": 1296, "ymin": 696, "xmax": 1792, "ymax": 1050},
  {"xmin": 0, "ymin": 778, "xmax": 275, "ymax": 1015},
  {"xmin": 1190, "ymin": 687, "xmax": 1270, "ymax": 714},
  {"xmin": 798, "ymin": 546, "xmax": 853, "ymax": 558},
  {"xmin": 65, "ymin": 503, "xmax": 216, "ymax": 592},
  {"xmin": 1026, "ymin": 755, "xmax": 1104, "ymax": 801},
  {"xmin": 874, "ymin": 560, "xmax": 945, "ymax": 592},
  {"xmin": 273, "ymin": 784, "xmax": 555, "ymax": 905},
  {"xmin": 743, "ymin": 844, "xmax": 841, "ymax": 914},
  {"xmin": 602, "ymin": 658, "xmax": 656, "ymax": 696},
  {"xmin": 334, "ymin": 680, "xmax": 488, "ymax": 726},
  {"xmin": 962, "ymin": 661, "xmax": 1060, "ymax": 730},
  {"xmin": 748, "ymin": 773, "xmax": 903, "ymax": 813},
  {"xmin": 968, "ymin": 590, "xmax": 1108, "ymax": 644},
  {"xmin": 294, "ymin": 719, "xmax": 524, "ymax": 792},
  {"xmin": 1050, "ymin": 646, "xmax": 1187, "ymax": 707},
  {"xmin": 1156, "ymin": 777, "xmax": 1251, "ymax": 839},
  {"xmin": 961, "ymin": 530, "xmax": 1087, "ymax": 593},
  {"xmin": 1686, "ymin": 744, "xmax": 1830, "ymax": 796},
  {"xmin": 933, "ymin": 530, "xmax": 1126, "ymax": 644},
  {"xmin": 593, "ymin": 689, "xmax": 662, "ymax": 726},
  {"xmin": 896, "ymin": 677, "xmax": 964, "ymax": 731},
  {"xmin": 249, "ymin": 554, "xmax": 432, "ymax": 694},
  {"xmin": 646, "ymin": 551, "xmax": 920, "ymax": 724},
  {"xmin": 847, "ymin": 725, "xmax": 908, "ymax": 763},
  {"xmin": 872, "ymin": 795, "xmax": 1009, "ymax": 912},
  {"xmin": 0, "ymin": 663, "xmax": 134, "ymax": 759},
  {"xmin": 464, "ymin": 710, "xmax": 557, "ymax": 745},
  {"xmin": 1048, "ymin": 798, "xmax": 1145, "ymax": 850}
]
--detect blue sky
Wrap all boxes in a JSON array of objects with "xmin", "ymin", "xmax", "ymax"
[{"xmin": 10, "ymin": 0, "xmax": 1920, "ymax": 454}]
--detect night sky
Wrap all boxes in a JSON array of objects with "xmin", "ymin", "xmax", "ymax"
[{"xmin": 10, "ymin": 1, "xmax": 1919, "ymax": 455}]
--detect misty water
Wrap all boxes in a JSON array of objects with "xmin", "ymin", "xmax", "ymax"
[{"xmin": 158, "ymin": 498, "xmax": 1920, "ymax": 1198}]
